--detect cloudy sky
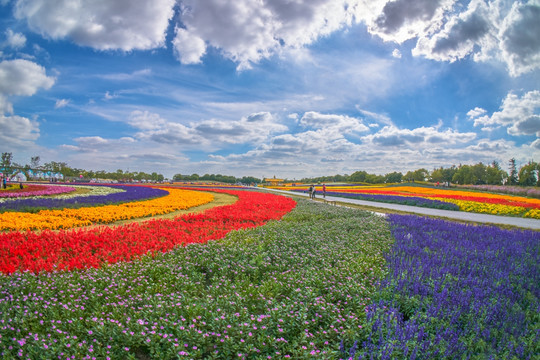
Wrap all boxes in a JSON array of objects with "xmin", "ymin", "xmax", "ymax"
[{"xmin": 1, "ymin": 0, "xmax": 539, "ymax": 179}]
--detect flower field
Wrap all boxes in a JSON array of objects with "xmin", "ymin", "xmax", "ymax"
[
  {"xmin": 0, "ymin": 184, "xmax": 77, "ymax": 199},
  {"xmin": 279, "ymin": 184, "xmax": 540, "ymax": 218},
  {"xmin": 0, "ymin": 185, "xmax": 538, "ymax": 359},
  {"xmin": 0, "ymin": 187, "xmax": 213, "ymax": 231}
]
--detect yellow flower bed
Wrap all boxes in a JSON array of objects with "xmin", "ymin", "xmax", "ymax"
[
  {"xmin": 431, "ymin": 198, "xmax": 529, "ymax": 217},
  {"xmin": 0, "ymin": 188, "xmax": 214, "ymax": 231}
]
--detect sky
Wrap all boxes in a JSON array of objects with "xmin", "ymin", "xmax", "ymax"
[{"xmin": 0, "ymin": 0, "xmax": 539, "ymax": 180}]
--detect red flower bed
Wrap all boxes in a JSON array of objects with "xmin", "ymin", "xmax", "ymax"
[{"xmin": 0, "ymin": 189, "xmax": 296, "ymax": 274}]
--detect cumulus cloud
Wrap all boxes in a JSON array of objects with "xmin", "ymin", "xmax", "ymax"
[
  {"xmin": 468, "ymin": 90, "xmax": 540, "ymax": 136},
  {"xmin": 0, "ymin": 59, "xmax": 55, "ymax": 113},
  {"xmin": 3, "ymin": 29, "xmax": 26, "ymax": 49},
  {"xmin": 363, "ymin": 124, "xmax": 476, "ymax": 147},
  {"xmin": 174, "ymin": 0, "xmax": 357, "ymax": 69},
  {"xmin": 127, "ymin": 110, "xmax": 287, "ymax": 147},
  {"xmin": 299, "ymin": 111, "xmax": 369, "ymax": 133},
  {"xmin": 10, "ymin": 0, "xmax": 540, "ymax": 76},
  {"xmin": 172, "ymin": 27, "xmax": 206, "ymax": 64},
  {"xmin": 367, "ymin": 0, "xmax": 455, "ymax": 43},
  {"xmin": 13, "ymin": 0, "xmax": 175, "ymax": 51},
  {"xmin": 0, "ymin": 114, "xmax": 40, "ymax": 148},
  {"xmin": 499, "ymin": 1, "xmax": 540, "ymax": 76}
]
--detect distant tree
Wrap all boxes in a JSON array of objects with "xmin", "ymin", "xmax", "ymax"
[
  {"xmin": 508, "ymin": 158, "xmax": 518, "ymax": 185},
  {"xmin": 412, "ymin": 168, "xmax": 429, "ymax": 182},
  {"xmin": 472, "ymin": 162, "xmax": 487, "ymax": 184},
  {"xmin": 486, "ymin": 161, "xmax": 507, "ymax": 185},
  {"xmin": 452, "ymin": 165, "xmax": 475, "ymax": 185},
  {"xmin": 384, "ymin": 171, "xmax": 403, "ymax": 183},
  {"xmin": 518, "ymin": 161, "xmax": 538, "ymax": 186},
  {"xmin": 30, "ymin": 156, "xmax": 41, "ymax": 169},
  {"xmin": 349, "ymin": 170, "xmax": 368, "ymax": 183},
  {"xmin": 1, "ymin": 152, "xmax": 13, "ymax": 173}
]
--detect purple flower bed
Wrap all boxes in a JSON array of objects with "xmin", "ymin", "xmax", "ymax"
[
  {"xmin": 0, "ymin": 186, "xmax": 168, "ymax": 212},
  {"xmin": 344, "ymin": 215, "xmax": 540, "ymax": 359},
  {"xmin": 293, "ymin": 190, "xmax": 459, "ymax": 211}
]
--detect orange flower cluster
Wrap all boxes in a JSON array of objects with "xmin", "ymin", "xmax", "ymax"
[{"xmin": 0, "ymin": 188, "xmax": 214, "ymax": 231}]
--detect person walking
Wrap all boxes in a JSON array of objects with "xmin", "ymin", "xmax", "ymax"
[{"xmin": 322, "ymin": 183, "xmax": 326, "ymax": 198}]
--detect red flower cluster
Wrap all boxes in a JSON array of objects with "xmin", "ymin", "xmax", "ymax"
[{"xmin": 0, "ymin": 189, "xmax": 296, "ymax": 274}]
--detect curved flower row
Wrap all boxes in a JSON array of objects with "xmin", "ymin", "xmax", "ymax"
[
  {"xmin": 0, "ymin": 188, "xmax": 213, "ymax": 231},
  {"xmin": 0, "ymin": 185, "xmax": 166, "ymax": 212},
  {"xmin": 293, "ymin": 189, "xmax": 459, "ymax": 211},
  {"xmin": 0, "ymin": 184, "xmax": 76, "ymax": 199},
  {"xmin": 336, "ymin": 186, "xmax": 540, "ymax": 209},
  {"xmin": 0, "ymin": 189, "xmax": 296, "ymax": 274}
]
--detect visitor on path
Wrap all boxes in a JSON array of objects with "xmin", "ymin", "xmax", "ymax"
[
  {"xmin": 311, "ymin": 185, "xmax": 316, "ymax": 199},
  {"xmin": 322, "ymin": 183, "xmax": 326, "ymax": 198}
]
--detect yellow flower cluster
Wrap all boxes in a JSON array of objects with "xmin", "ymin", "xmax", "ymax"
[
  {"xmin": 433, "ymin": 198, "xmax": 528, "ymax": 217},
  {"xmin": 0, "ymin": 188, "xmax": 214, "ymax": 231}
]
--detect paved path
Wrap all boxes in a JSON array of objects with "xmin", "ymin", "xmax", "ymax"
[{"xmin": 266, "ymin": 189, "xmax": 540, "ymax": 230}]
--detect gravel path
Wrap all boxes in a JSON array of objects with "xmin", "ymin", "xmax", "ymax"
[{"xmin": 266, "ymin": 189, "xmax": 540, "ymax": 230}]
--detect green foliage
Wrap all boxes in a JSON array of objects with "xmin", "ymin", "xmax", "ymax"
[{"xmin": 0, "ymin": 200, "xmax": 394, "ymax": 359}]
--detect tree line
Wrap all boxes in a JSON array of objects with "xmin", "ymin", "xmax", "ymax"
[
  {"xmin": 299, "ymin": 159, "xmax": 539, "ymax": 186},
  {"xmin": 2, "ymin": 152, "xmax": 538, "ymax": 186},
  {"xmin": 1, "ymin": 153, "xmax": 164, "ymax": 182}
]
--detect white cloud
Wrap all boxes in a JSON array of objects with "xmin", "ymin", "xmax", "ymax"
[
  {"xmin": 14, "ymin": 0, "xmax": 176, "ymax": 51},
  {"xmin": 363, "ymin": 124, "xmax": 476, "ymax": 146},
  {"xmin": 499, "ymin": 1, "xmax": 540, "ymax": 76},
  {"xmin": 0, "ymin": 59, "xmax": 55, "ymax": 113},
  {"xmin": 4, "ymin": 29, "xmax": 26, "ymax": 49},
  {"xmin": 299, "ymin": 111, "xmax": 369, "ymax": 133},
  {"xmin": 172, "ymin": 27, "xmax": 206, "ymax": 65},
  {"xmin": 468, "ymin": 90, "xmax": 540, "ymax": 136},
  {"xmin": 412, "ymin": 0, "xmax": 492, "ymax": 62},
  {"xmin": 54, "ymin": 99, "xmax": 70, "ymax": 109},
  {"xmin": 175, "ymin": 0, "xmax": 358, "ymax": 69},
  {"xmin": 366, "ymin": 0, "xmax": 456, "ymax": 44},
  {"xmin": 392, "ymin": 48, "xmax": 402, "ymax": 58},
  {"xmin": 127, "ymin": 110, "xmax": 287, "ymax": 147},
  {"xmin": 0, "ymin": 114, "xmax": 40, "ymax": 148},
  {"xmin": 66, "ymin": 136, "xmax": 136, "ymax": 152}
]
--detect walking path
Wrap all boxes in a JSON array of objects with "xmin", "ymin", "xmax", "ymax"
[{"xmin": 266, "ymin": 189, "xmax": 540, "ymax": 230}]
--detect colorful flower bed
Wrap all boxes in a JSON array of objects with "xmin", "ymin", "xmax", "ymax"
[
  {"xmin": 0, "ymin": 185, "xmax": 165, "ymax": 212},
  {"xmin": 293, "ymin": 189, "xmax": 459, "ymax": 211},
  {"xmin": 279, "ymin": 184, "xmax": 540, "ymax": 218},
  {"xmin": 344, "ymin": 215, "xmax": 540, "ymax": 359},
  {"xmin": 0, "ymin": 196, "xmax": 537, "ymax": 359},
  {"xmin": 0, "ymin": 199, "xmax": 389, "ymax": 359},
  {"xmin": 0, "ymin": 187, "xmax": 213, "ymax": 231},
  {"xmin": 0, "ymin": 189, "xmax": 295, "ymax": 273},
  {"xmin": 0, "ymin": 184, "xmax": 76, "ymax": 198}
]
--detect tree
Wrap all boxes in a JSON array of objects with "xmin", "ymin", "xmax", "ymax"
[
  {"xmin": 30, "ymin": 156, "xmax": 41, "ymax": 169},
  {"xmin": 1, "ymin": 152, "xmax": 13, "ymax": 174},
  {"xmin": 349, "ymin": 170, "xmax": 368, "ymax": 183},
  {"xmin": 384, "ymin": 171, "xmax": 403, "ymax": 183},
  {"xmin": 518, "ymin": 161, "xmax": 538, "ymax": 186},
  {"xmin": 486, "ymin": 161, "xmax": 506, "ymax": 185},
  {"xmin": 508, "ymin": 158, "xmax": 518, "ymax": 185},
  {"xmin": 452, "ymin": 165, "xmax": 475, "ymax": 184}
]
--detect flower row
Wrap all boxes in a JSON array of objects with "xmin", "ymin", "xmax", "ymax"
[
  {"xmin": 346, "ymin": 214, "xmax": 539, "ymax": 359},
  {"xmin": 0, "ymin": 187, "xmax": 213, "ymax": 231},
  {"xmin": 0, "ymin": 185, "xmax": 166, "ymax": 212},
  {"xmin": 0, "ymin": 198, "xmax": 386, "ymax": 360},
  {"xmin": 0, "ymin": 184, "xmax": 76, "ymax": 199},
  {"xmin": 0, "ymin": 189, "xmax": 295, "ymax": 274}
]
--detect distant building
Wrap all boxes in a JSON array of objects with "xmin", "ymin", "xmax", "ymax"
[{"xmin": 264, "ymin": 176, "xmax": 284, "ymax": 186}]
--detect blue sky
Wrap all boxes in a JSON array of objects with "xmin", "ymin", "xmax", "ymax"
[{"xmin": 0, "ymin": 0, "xmax": 539, "ymax": 179}]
